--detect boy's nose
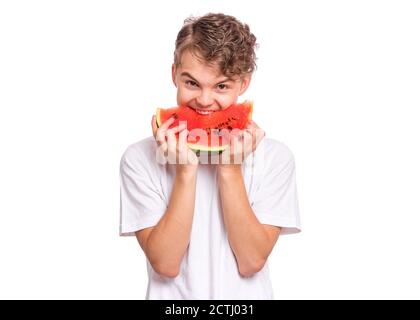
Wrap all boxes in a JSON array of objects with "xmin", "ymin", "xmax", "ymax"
[{"xmin": 196, "ymin": 90, "xmax": 214, "ymax": 108}]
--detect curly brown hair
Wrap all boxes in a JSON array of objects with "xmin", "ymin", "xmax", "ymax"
[{"xmin": 174, "ymin": 13, "xmax": 258, "ymax": 77}]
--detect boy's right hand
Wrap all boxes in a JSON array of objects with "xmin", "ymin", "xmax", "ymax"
[{"xmin": 152, "ymin": 115, "xmax": 199, "ymax": 171}]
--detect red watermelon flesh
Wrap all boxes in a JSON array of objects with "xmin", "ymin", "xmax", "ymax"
[{"xmin": 155, "ymin": 101, "xmax": 253, "ymax": 153}]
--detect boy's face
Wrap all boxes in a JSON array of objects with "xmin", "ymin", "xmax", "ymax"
[{"xmin": 172, "ymin": 50, "xmax": 251, "ymax": 114}]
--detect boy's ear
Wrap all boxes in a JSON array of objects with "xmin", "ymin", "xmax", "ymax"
[
  {"xmin": 172, "ymin": 64, "xmax": 177, "ymax": 87},
  {"xmin": 239, "ymin": 74, "xmax": 252, "ymax": 96}
]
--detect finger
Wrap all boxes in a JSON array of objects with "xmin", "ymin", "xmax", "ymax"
[
  {"xmin": 231, "ymin": 132, "xmax": 238, "ymax": 143},
  {"xmin": 177, "ymin": 129, "xmax": 188, "ymax": 154},
  {"xmin": 155, "ymin": 116, "xmax": 176, "ymax": 147},
  {"xmin": 156, "ymin": 122, "xmax": 185, "ymax": 146},
  {"xmin": 229, "ymin": 128, "xmax": 242, "ymax": 139},
  {"xmin": 251, "ymin": 129, "xmax": 257, "ymax": 151},
  {"xmin": 251, "ymin": 120, "xmax": 260, "ymax": 129},
  {"xmin": 244, "ymin": 125, "xmax": 254, "ymax": 133},
  {"xmin": 166, "ymin": 128, "xmax": 177, "ymax": 146},
  {"xmin": 159, "ymin": 116, "xmax": 176, "ymax": 130},
  {"xmin": 156, "ymin": 127, "xmax": 166, "ymax": 145},
  {"xmin": 178, "ymin": 128, "xmax": 188, "ymax": 145},
  {"xmin": 166, "ymin": 129, "xmax": 177, "ymax": 164},
  {"xmin": 246, "ymin": 120, "xmax": 259, "ymax": 130},
  {"xmin": 178, "ymin": 129, "xmax": 188, "ymax": 164},
  {"xmin": 246, "ymin": 125, "xmax": 264, "ymax": 151},
  {"xmin": 231, "ymin": 133, "xmax": 245, "ymax": 153},
  {"xmin": 242, "ymin": 130, "xmax": 254, "ymax": 152},
  {"xmin": 256, "ymin": 127, "xmax": 265, "ymax": 145},
  {"xmin": 231, "ymin": 134, "xmax": 244, "ymax": 164},
  {"xmin": 243, "ymin": 128, "xmax": 255, "ymax": 151},
  {"xmin": 166, "ymin": 122, "xmax": 186, "ymax": 136},
  {"xmin": 155, "ymin": 142, "xmax": 167, "ymax": 164}
]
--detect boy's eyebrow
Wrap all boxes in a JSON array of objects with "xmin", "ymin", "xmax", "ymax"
[{"xmin": 180, "ymin": 72, "xmax": 234, "ymax": 84}]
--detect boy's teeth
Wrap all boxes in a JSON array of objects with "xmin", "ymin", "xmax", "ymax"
[{"xmin": 196, "ymin": 109, "xmax": 213, "ymax": 115}]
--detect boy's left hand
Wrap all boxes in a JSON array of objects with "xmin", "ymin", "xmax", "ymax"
[{"xmin": 218, "ymin": 120, "xmax": 265, "ymax": 166}]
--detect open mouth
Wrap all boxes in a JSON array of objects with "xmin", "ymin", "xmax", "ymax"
[
  {"xmin": 187, "ymin": 106, "xmax": 216, "ymax": 115},
  {"xmin": 195, "ymin": 109, "xmax": 215, "ymax": 115}
]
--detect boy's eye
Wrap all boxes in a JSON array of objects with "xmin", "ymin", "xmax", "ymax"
[
  {"xmin": 185, "ymin": 80, "xmax": 198, "ymax": 87},
  {"xmin": 217, "ymin": 83, "xmax": 229, "ymax": 90}
]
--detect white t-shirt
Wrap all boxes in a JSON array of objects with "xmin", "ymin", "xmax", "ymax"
[{"xmin": 119, "ymin": 136, "xmax": 301, "ymax": 299}]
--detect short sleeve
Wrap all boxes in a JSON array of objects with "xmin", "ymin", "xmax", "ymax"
[
  {"xmin": 251, "ymin": 140, "xmax": 301, "ymax": 235},
  {"xmin": 119, "ymin": 141, "xmax": 167, "ymax": 236}
]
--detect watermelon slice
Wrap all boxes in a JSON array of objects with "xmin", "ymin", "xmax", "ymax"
[{"xmin": 155, "ymin": 101, "xmax": 253, "ymax": 153}]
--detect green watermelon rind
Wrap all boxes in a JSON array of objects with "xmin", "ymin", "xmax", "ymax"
[{"xmin": 187, "ymin": 142, "xmax": 228, "ymax": 153}]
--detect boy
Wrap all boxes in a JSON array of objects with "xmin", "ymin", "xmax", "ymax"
[{"xmin": 120, "ymin": 13, "xmax": 301, "ymax": 299}]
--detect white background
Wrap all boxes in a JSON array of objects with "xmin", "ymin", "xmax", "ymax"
[{"xmin": 1, "ymin": 0, "xmax": 419, "ymax": 299}]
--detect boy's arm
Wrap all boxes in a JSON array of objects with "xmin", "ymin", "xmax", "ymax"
[
  {"xmin": 217, "ymin": 165, "xmax": 281, "ymax": 277},
  {"xmin": 136, "ymin": 167, "xmax": 197, "ymax": 278}
]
